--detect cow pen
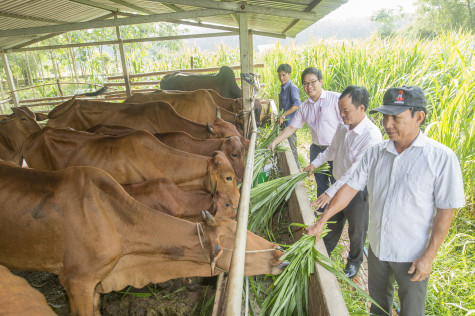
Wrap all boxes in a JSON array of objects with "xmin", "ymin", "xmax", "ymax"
[{"xmin": 0, "ymin": 1, "xmax": 351, "ymax": 315}]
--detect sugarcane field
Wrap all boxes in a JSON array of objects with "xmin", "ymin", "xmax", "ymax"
[{"xmin": 0, "ymin": 0, "xmax": 474, "ymax": 315}]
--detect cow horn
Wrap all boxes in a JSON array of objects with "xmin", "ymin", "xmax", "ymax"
[
  {"xmin": 207, "ymin": 123, "xmax": 215, "ymax": 135},
  {"xmin": 203, "ymin": 210, "xmax": 216, "ymax": 225},
  {"xmin": 216, "ymin": 107, "xmax": 221, "ymax": 119},
  {"xmin": 210, "ymin": 244, "xmax": 223, "ymax": 275}
]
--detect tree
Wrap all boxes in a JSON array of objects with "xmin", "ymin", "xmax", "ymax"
[
  {"xmin": 412, "ymin": 0, "xmax": 473, "ymax": 36},
  {"xmin": 370, "ymin": 6, "xmax": 406, "ymax": 37}
]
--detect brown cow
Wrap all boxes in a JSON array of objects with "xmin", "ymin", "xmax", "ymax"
[
  {"xmin": 22, "ymin": 127, "xmax": 240, "ymax": 207},
  {"xmin": 123, "ymin": 89, "xmax": 243, "ymax": 131},
  {"xmin": 45, "ymin": 98, "xmax": 250, "ymax": 149},
  {"xmin": 160, "ymin": 66, "xmax": 242, "ymax": 99},
  {"xmin": 0, "ymin": 107, "xmax": 42, "ymax": 165},
  {"xmin": 88, "ymin": 126, "xmax": 245, "ymax": 182},
  {"xmin": 0, "ymin": 265, "xmax": 56, "ymax": 316},
  {"xmin": 0, "ymin": 162, "xmax": 285, "ymax": 316},
  {"xmin": 122, "ymin": 179, "xmax": 236, "ymax": 220}
]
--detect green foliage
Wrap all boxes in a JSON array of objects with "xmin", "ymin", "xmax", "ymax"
[
  {"xmin": 370, "ymin": 6, "xmax": 406, "ymax": 37},
  {"xmin": 412, "ymin": 0, "xmax": 474, "ymax": 37}
]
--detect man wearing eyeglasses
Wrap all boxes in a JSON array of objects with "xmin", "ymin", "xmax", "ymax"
[{"xmin": 269, "ymin": 67, "xmax": 342, "ymax": 213}]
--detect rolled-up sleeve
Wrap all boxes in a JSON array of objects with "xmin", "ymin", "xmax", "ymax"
[
  {"xmin": 346, "ymin": 149, "xmax": 372, "ymax": 191},
  {"xmin": 290, "ymin": 85, "xmax": 301, "ymax": 106},
  {"xmin": 434, "ymin": 151, "xmax": 465, "ymax": 209}
]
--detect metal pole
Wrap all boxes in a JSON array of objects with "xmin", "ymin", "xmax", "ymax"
[
  {"xmin": 115, "ymin": 15, "xmax": 132, "ymax": 97},
  {"xmin": 224, "ymin": 11, "xmax": 254, "ymax": 312},
  {"xmin": 224, "ymin": 107, "xmax": 257, "ymax": 316},
  {"xmin": 0, "ymin": 51, "xmax": 19, "ymax": 107}
]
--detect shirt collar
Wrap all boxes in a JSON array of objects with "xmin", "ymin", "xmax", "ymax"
[
  {"xmin": 306, "ymin": 89, "xmax": 327, "ymax": 105},
  {"xmin": 281, "ymin": 80, "xmax": 292, "ymax": 89},
  {"xmin": 383, "ymin": 130, "xmax": 426, "ymax": 155},
  {"xmin": 348, "ymin": 115, "xmax": 369, "ymax": 135}
]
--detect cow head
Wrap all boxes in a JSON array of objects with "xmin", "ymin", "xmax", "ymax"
[
  {"xmin": 219, "ymin": 136, "xmax": 245, "ymax": 182},
  {"xmin": 208, "ymin": 151, "xmax": 240, "ymax": 208},
  {"xmin": 1, "ymin": 108, "xmax": 42, "ymax": 145},
  {"xmin": 209, "ymin": 192, "xmax": 237, "ymax": 219},
  {"xmin": 209, "ymin": 118, "xmax": 250, "ymax": 150},
  {"xmin": 200, "ymin": 211, "xmax": 286, "ymax": 276}
]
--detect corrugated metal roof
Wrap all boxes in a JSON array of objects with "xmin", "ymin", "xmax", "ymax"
[{"xmin": 0, "ymin": 0, "xmax": 347, "ymax": 50}]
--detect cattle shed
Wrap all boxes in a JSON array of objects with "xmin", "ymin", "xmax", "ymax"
[{"xmin": 0, "ymin": 1, "xmax": 349, "ymax": 315}]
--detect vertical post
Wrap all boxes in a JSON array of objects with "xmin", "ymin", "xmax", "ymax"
[
  {"xmin": 56, "ymin": 79, "xmax": 64, "ymax": 97},
  {"xmin": 190, "ymin": 56, "xmax": 194, "ymax": 69},
  {"xmin": 224, "ymin": 11, "xmax": 251, "ymax": 316},
  {"xmin": 1, "ymin": 51, "xmax": 19, "ymax": 107},
  {"xmin": 115, "ymin": 15, "xmax": 132, "ymax": 97},
  {"xmin": 248, "ymin": 30, "xmax": 254, "ymax": 75}
]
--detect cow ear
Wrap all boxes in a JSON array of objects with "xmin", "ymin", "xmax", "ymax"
[{"xmin": 35, "ymin": 113, "xmax": 49, "ymax": 121}]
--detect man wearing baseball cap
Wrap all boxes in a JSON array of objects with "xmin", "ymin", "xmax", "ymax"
[{"xmin": 306, "ymin": 86, "xmax": 465, "ymax": 315}]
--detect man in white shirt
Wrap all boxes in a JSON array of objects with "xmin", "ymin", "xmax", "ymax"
[
  {"xmin": 303, "ymin": 85, "xmax": 382, "ymax": 279},
  {"xmin": 269, "ymin": 67, "xmax": 341, "ymax": 212},
  {"xmin": 307, "ymin": 86, "xmax": 465, "ymax": 316}
]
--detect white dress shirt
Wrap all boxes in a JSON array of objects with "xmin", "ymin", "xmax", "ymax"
[
  {"xmin": 346, "ymin": 132, "xmax": 465, "ymax": 262},
  {"xmin": 290, "ymin": 89, "xmax": 342, "ymax": 146},
  {"xmin": 311, "ymin": 116, "xmax": 382, "ymax": 198}
]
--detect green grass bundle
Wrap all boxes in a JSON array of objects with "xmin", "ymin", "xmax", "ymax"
[
  {"xmin": 248, "ymin": 166, "xmax": 328, "ymax": 234},
  {"xmin": 256, "ymin": 119, "xmax": 282, "ymax": 150},
  {"xmin": 252, "ymin": 146, "xmax": 288, "ymax": 187},
  {"xmin": 260, "ymin": 229, "xmax": 384, "ymax": 316},
  {"xmin": 249, "ymin": 172, "xmax": 308, "ymax": 233}
]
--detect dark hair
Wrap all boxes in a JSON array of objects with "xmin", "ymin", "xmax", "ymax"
[
  {"xmin": 339, "ymin": 85, "xmax": 369, "ymax": 111},
  {"xmin": 301, "ymin": 67, "xmax": 322, "ymax": 84},
  {"xmin": 411, "ymin": 107, "xmax": 427, "ymax": 124},
  {"xmin": 277, "ymin": 64, "xmax": 291, "ymax": 74}
]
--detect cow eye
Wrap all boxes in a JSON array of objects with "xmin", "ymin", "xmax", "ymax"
[
  {"xmin": 21, "ymin": 117, "xmax": 27, "ymax": 121},
  {"xmin": 231, "ymin": 153, "xmax": 238, "ymax": 158},
  {"xmin": 226, "ymin": 176, "xmax": 232, "ymax": 181},
  {"xmin": 226, "ymin": 203, "xmax": 231, "ymax": 207}
]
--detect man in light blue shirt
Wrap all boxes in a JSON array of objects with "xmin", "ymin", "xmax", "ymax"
[
  {"xmin": 276, "ymin": 64, "xmax": 301, "ymax": 167},
  {"xmin": 307, "ymin": 86, "xmax": 465, "ymax": 316}
]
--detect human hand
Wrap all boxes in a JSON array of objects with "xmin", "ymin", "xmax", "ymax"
[
  {"xmin": 305, "ymin": 219, "xmax": 325, "ymax": 239},
  {"xmin": 278, "ymin": 116, "xmax": 284, "ymax": 125},
  {"xmin": 268, "ymin": 141, "xmax": 276, "ymax": 152},
  {"xmin": 303, "ymin": 164, "xmax": 315, "ymax": 177},
  {"xmin": 408, "ymin": 255, "xmax": 433, "ymax": 282},
  {"xmin": 311, "ymin": 193, "xmax": 331, "ymax": 210}
]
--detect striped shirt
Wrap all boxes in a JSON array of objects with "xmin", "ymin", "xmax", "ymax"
[{"xmin": 289, "ymin": 89, "xmax": 341, "ymax": 146}]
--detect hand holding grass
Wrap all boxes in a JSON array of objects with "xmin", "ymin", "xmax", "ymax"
[
  {"xmin": 305, "ymin": 218, "xmax": 326, "ymax": 239},
  {"xmin": 311, "ymin": 192, "xmax": 331, "ymax": 210},
  {"xmin": 302, "ymin": 163, "xmax": 315, "ymax": 176}
]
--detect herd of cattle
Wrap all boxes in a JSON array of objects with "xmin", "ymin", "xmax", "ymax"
[{"xmin": 0, "ymin": 67, "xmax": 283, "ymax": 316}]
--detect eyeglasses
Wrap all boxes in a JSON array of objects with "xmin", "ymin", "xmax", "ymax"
[{"xmin": 303, "ymin": 80, "xmax": 319, "ymax": 88}]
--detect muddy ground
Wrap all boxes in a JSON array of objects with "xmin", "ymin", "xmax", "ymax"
[{"xmin": 11, "ymin": 209, "xmax": 294, "ymax": 316}]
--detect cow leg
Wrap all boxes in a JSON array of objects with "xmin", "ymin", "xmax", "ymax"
[
  {"xmin": 60, "ymin": 276, "xmax": 97, "ymax": 316},
  {"xmin": 93, "ymin": 289, "xmax": 101, "ymax": 316}
]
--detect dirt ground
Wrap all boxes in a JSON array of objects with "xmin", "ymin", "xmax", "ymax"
[{"xmin": 13, "ymin": 271, "xmax": 216, "ymax": 316}]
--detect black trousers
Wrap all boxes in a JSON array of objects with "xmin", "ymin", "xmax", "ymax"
[
  {"xmin": 310, "ymin": 144, "xmax": 335, "ymax": 212},
  {"xmin": 323, "ymin": 188, "xmax": 369, "ymax": 265}
]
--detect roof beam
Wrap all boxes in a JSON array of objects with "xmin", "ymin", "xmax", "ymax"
[
  {"xmin": 282, "ymin": 0, "xmax": 322, "ymax": 34},
  {"xmin": 169, "ymin": 19, "xmax": 287, "ymax": 38},
  {"xmin": 0, "ymin": 11, "xmax": 65, "ymax": 24},
  {"xmin": 5, "ymin": 31, "xmax": 239, "ymax": 53},
  {"xmin": 6, "ymin": 13, "xmax": 117, "ymax": 50},
  {"xmin": 149, "ymin": 0, "xmax": 318, "ymax": 20},
  {"xmin": 0, "ymin": 9, "xmax": 231, "ymax": 38}
]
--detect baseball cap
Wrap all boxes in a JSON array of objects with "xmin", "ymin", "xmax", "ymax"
[{"xmin": 369, "ymin": 86, "xmax": 427, "ymax": 115}]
